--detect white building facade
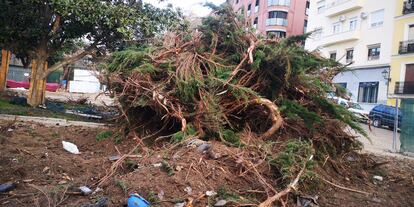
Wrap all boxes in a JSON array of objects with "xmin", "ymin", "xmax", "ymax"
[{"xmin": 305, "ymin": 0, "xmax": 396, "ymax": 110}]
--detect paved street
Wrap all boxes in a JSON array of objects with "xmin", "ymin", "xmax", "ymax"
[{"xmin": 357, "ymin": 124, "xmax": 402, "ymax": 156}]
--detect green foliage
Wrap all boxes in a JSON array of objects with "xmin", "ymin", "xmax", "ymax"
[
  {"xmin": 161, "ymin": 161, "xmax": 174, "ymax": 176},
  {"xmin": 171, "ymin": 124, "xmax": 197, "ymax": 143},
  {"xmin": 269, "ymin": 139, "xmax": 314, "ymax": 180},
  {"xmin": 280, "ymin": 99, "xmax": 323, "ymax": 130},
  {"xmin": 221, "ymin": 129, "xmax": 241, "ymax": 146},
  {"xmin": 96, "ymin": 131, "xmax": 113, "ymax": 141},
  {"xmin": 115, "ymin": 179, "xmax": 129, "ymax": 193}
]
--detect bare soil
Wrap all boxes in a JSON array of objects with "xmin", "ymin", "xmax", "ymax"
[{"xmin": 0, "ymin": 122, "xmax": 413, "ymax": 207}]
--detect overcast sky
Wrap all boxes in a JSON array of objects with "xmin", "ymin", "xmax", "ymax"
[{"xmin": 143, "ymin": 0, "xmax": 227, "ymax": 17}]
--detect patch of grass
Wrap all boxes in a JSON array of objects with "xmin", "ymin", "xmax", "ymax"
[
  {"xmin": 115, "ymin": 179, "xmax": 129, "ymax": 193},
  {"xmin": 96, "ymin": 131, "xmax": 113, "ymax": 141},
  {"xmin": 217, "ymin": 186, "xmax": 241, "ymax": 201},
  {"xmin": 161, "ymin": 161, "xmax": 174, "ymax": 176},
  {"xmin": 51, "ymin": 131, "xmax": 60, "ymax": 139},
  {"xmin": 268, "ymin": 139, "xmax": 315, "ymax": 181},
  {"xmin": 171, "ymin": 124, "xmax": 197, "ymax": 143},
  {"xmin": 221, "ymin": 129, "xmax": 241, "ymax": 146},
  {"xmin": 124, "ymin": 159, "xmax": 139, "ymax": 171}
]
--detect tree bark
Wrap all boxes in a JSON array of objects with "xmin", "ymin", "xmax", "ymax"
[
  {"xmin": 27, "ymin": 59, "xmax": 48, "ymax": 106},
  {"xmin": 0, "ymin": 49, "xmax": 11, "ymax": 92}
]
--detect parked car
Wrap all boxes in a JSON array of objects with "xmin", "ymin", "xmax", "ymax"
[
  {"xmin": 328, "ymin": 96, "xmax": 370, "ymax": 122},
  {"xmin": 369, "ymin": 104, "xmax": 402, "ymax": 129}
]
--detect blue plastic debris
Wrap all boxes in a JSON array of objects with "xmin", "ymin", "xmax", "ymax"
[
  {"xmin": 0, "ymin": 182, "xmax": 16, "ymax": 192},
  {"xmin": 127, "ymin": 194, "xmax": 150, "ymax": 207}
]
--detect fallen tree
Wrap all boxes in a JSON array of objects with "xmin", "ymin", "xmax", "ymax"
[{"xmin": 103, "ymin": 4, "xmax": 366, "ymax": 206}]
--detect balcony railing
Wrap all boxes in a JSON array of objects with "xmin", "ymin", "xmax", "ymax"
[
  {"xmin": 395, "ymin": 81, "xmax": 414, "ymax": 94},
  {"xmin": 266, "ymin": 18, "xmax": 288, "ymax": 26},
  {"xmin": 267, "ymin": 0, "xmax": 291, "ymax": 7},
  {"xmin": 399, "ymin": 40, "xmax": 414, "ymax": 54},
  {"xmin": 403, "ymin": 1, "xmax": 414, "ymax": 15}
]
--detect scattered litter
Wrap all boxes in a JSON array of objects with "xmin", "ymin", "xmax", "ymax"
[
  {"xmin": 0, "ymin": 182, "xmax": 16, "ymax": 193},
  {"xmin": 184, "ymin": 186, "xmax": 192, "ymax": 195},
  {"xmin": 79, "ymin": 186, "xmax": 93, "ymax": 195},
  {"xmin": 214, "ymin": 199, "xmax": 227, "ymax": 206},
  {"xmin": 58, "ymin": 180, "xmax": 67, "ymax": 185},
  {"xmin": 207, "ymin": 150, "xmax": 222, "ymax": 160},
  {"xmin": 7, "ymin": 128, "xmax": 13, "ymax": 132},
  {"xmin": 186, "ymin": 138, "xmax": 205, "ymax": 147},
  {"xmin": 153, "ymin": 163, "xmax": 162, "ymax": 168},
  {"xmin": 205, "ymin": 190, "xmax": 217, "ymax": 197},
  {"xmin": 81, "ymin": 197, "xmax": 109, "ymax": 207},
  {"xmin": 127, "ymin": 193, "xmax": 150, "ymax": 207},
  {"xmin": 373, "ymin": 175, "xmax": 383, "ymax": 182},
  {"xmin": 92, "ymin": 187, "xmax": 103, "ymax": 195},
  {"xmin": 62, "ymin": 141, "xmax": 80, "ymax": 154},
  {"xmin": 297, "ymin": 195, "xmax": 319, "ymax": 207},
  {"xmin": 346, "ymin": 156, "xmax": 356, "ymax": 162},
  {"xmin": 174, "ymin": 202, "xmax": 186, "ymax": 207},
  {"xmin": 109, "ymin": 155, "xmax": 121, "ymax": 161},
  {"xmin": 42, "ymin": 166, "xmax": 50, "ymax": 173},
  {"xmin": 22, "ymin": 179, "xmax": 34, "ymax": 183},
  {"xmin": 157, "ymin": 190, "xmax": 165, "ymax": 200},
  {"xmin": 196, "ymin": 143, "xmax": 212, "ymax": 153}
]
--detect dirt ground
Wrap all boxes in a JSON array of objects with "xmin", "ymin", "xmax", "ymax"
[{"xmin": 0, "ymin": 122, "xmax": 413, "ymax": 207}]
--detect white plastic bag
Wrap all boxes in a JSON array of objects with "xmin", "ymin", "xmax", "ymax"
[{"xmin": 62, "ymin": 141, "xmax": 80, "ymax": 154}]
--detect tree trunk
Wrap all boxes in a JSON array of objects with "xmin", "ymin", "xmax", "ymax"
[
  {"xmin": 0, "ymin": 49, "xmax": 11, "ymax": 92},
  {"xmin": 27, "ymin": 59, "xmax": 48, "ymax": 106}
]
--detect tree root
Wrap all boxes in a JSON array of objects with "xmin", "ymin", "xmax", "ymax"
[{"xmin": 251, "ymin": 98, "xmax": 283, "ymax": 139}]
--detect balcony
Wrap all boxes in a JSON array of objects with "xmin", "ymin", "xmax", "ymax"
[
  {"xmin": 403, "ymin": 1, "xmax": 414, "ymax": 15},
  {"xmin": 266, "ymin": 18, "xmax": 288, "ymax": 27},
  {"xmin": 319, "ymin": 30, "xmax": 360, "ymax": 47},
  {"xmin": 395, "ymin": 82, "xmax": 414, "ymax": 94},
  {"xmin": 267, "ymin": 0, "xmax": 291, "ymax": 7},
  {"xmin": 324, "ymin": 0, "xmax": 363, "ymax": 17},
  {"xmin": 399, "ymin": 40, "xmax": 414, "ymax": 54}
]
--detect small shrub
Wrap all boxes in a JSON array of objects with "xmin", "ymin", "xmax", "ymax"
[{"xmin": 96, "ymin": 131, "xmax": 113, "ymax": 141}]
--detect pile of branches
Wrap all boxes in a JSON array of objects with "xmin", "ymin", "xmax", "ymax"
[
  {"xmin": 102, "ymin": 5, "xmax": 368, "ymax": 205},
  {"xmin": 106, "ymin": 5, "xmax": 364, "ymax": 147}
]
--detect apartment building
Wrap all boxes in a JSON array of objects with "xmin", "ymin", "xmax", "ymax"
[
  {"xmin": 388, "ymin": 0, "xmax": 414, "ymax": 154},
  {"xmin": 305, "ymin": 0, "xmax": 396, "ymax": 111},
  {"xmin": 229, "ymin": 0, "xmax": 310, "ymax": 37}
]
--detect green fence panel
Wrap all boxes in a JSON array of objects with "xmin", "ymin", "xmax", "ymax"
[{"xmin": 400, "ymin": 99, "xmax": 414, "ymax": 153}]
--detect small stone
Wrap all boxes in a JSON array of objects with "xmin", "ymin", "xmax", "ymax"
[
  {"xmin": 197, "ymin": 143, "xmax": 212, "ymax": 153},
  {"xmin": 176, "ymin": 166, "xmax": 184, "ymax": 172},
  {"xmin": 346, "ymin": 156, "xmax": 356, "ymax": 162},
  {"xmin": 153, "ymin": 163, "xmax": 162, "ymax": 167},
  {"xmin": 174, "ymin": 202, "xmax": 186, "ymax": 207},
  {"xmin": 184, "ymin": 186, "xmax": 192, "ymax": 195},
  {"xmin": 214, "ymin": 199, "xmax": 227, "ymax": 206},
  {"xmin": 205, "ymin": 190, "xmax": 217, "ymax": 197},
  {"xmin": 373, "ymin": 175, "xmax": 383, "ymax": 182},
  {"xmin": 7, "ymin": 128, "xmax": 13, "ymax": 132},
  {"xmin": 23, "ymin": 179, "xmax": 34, "ymax": 183},
  {"xmin": 79, "ymin": 186, "xmax": 92, "ymax": 195},
  {"xmin": 187, "ymin": 138, "xmax": 205, "ymax": 147}
]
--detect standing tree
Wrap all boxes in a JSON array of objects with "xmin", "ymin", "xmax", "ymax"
[{"xmin": 0, "ymin": 0, "xmax": 185, "ymax": 106}]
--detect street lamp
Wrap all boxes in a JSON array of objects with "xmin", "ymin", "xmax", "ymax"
[{"xmin": 382, "ymin": 69, "xmax": 390, "ymax": 81}]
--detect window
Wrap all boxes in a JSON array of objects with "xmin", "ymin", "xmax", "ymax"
[
  {"xmin": 368, "ymin": 44, "xmax": 381, "ymax": 60},
  {"xmin": 253, "ymin": 17, "xmax": 258, "ymax": 29},
  {"xmin": 304, "ymin": 20, "xmax": 308, "ymax": 33},
  {"xmin": 317, "ymin": 0, "xmax": 326, "ymax": 14},
  {"xmin": 306, "ymin": 1, "xmax": 310, "ymax": 15},
  {"xmin": 255, "ymin": 0, "xmax": 260, "ymax": 12},
  {"xmin": 267, "ymin": 0, "xmax": 291, "ymax": 7},
  {"xmin": 346, "ymin": 49, "xmax": 354, "ymax": 63},
  {"xmin": 313, "ymin": 29, "xmax": 323, "ymax": 40},
  {"xmin": 267, "ymin": 11, "xmax": 288, "ymax": 26},
  {"xmin": 267, "ymin": 30, "xmax": 286, "ymax": 38},
  {"xmin": 332, "ymin": 22, "xmax": 341, "ymax": 34},
  {"xmin": 335, "ymin": 83, "xmax": 347, "ymax": 89},
  {"xmin": 236, "ymin": 0, "xmax": 239, "ymax": 4},
  {"xmin": 330, "ymin": 52, "xmax": 337, "ymax": 60},
  {"xmin": 349, "ymin": 17, "xmax": 358, "ymax": 31},
  {"xmin": 370, "ymin": 9, "xmax": 384, "ymax": 28},
  {"xmin": 358, "ymin": 82, "xmax": 379, "ymax": 103},
  {"xmin": 247, "ymin": 4, "xmax": 252, "ymax": 15}
]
